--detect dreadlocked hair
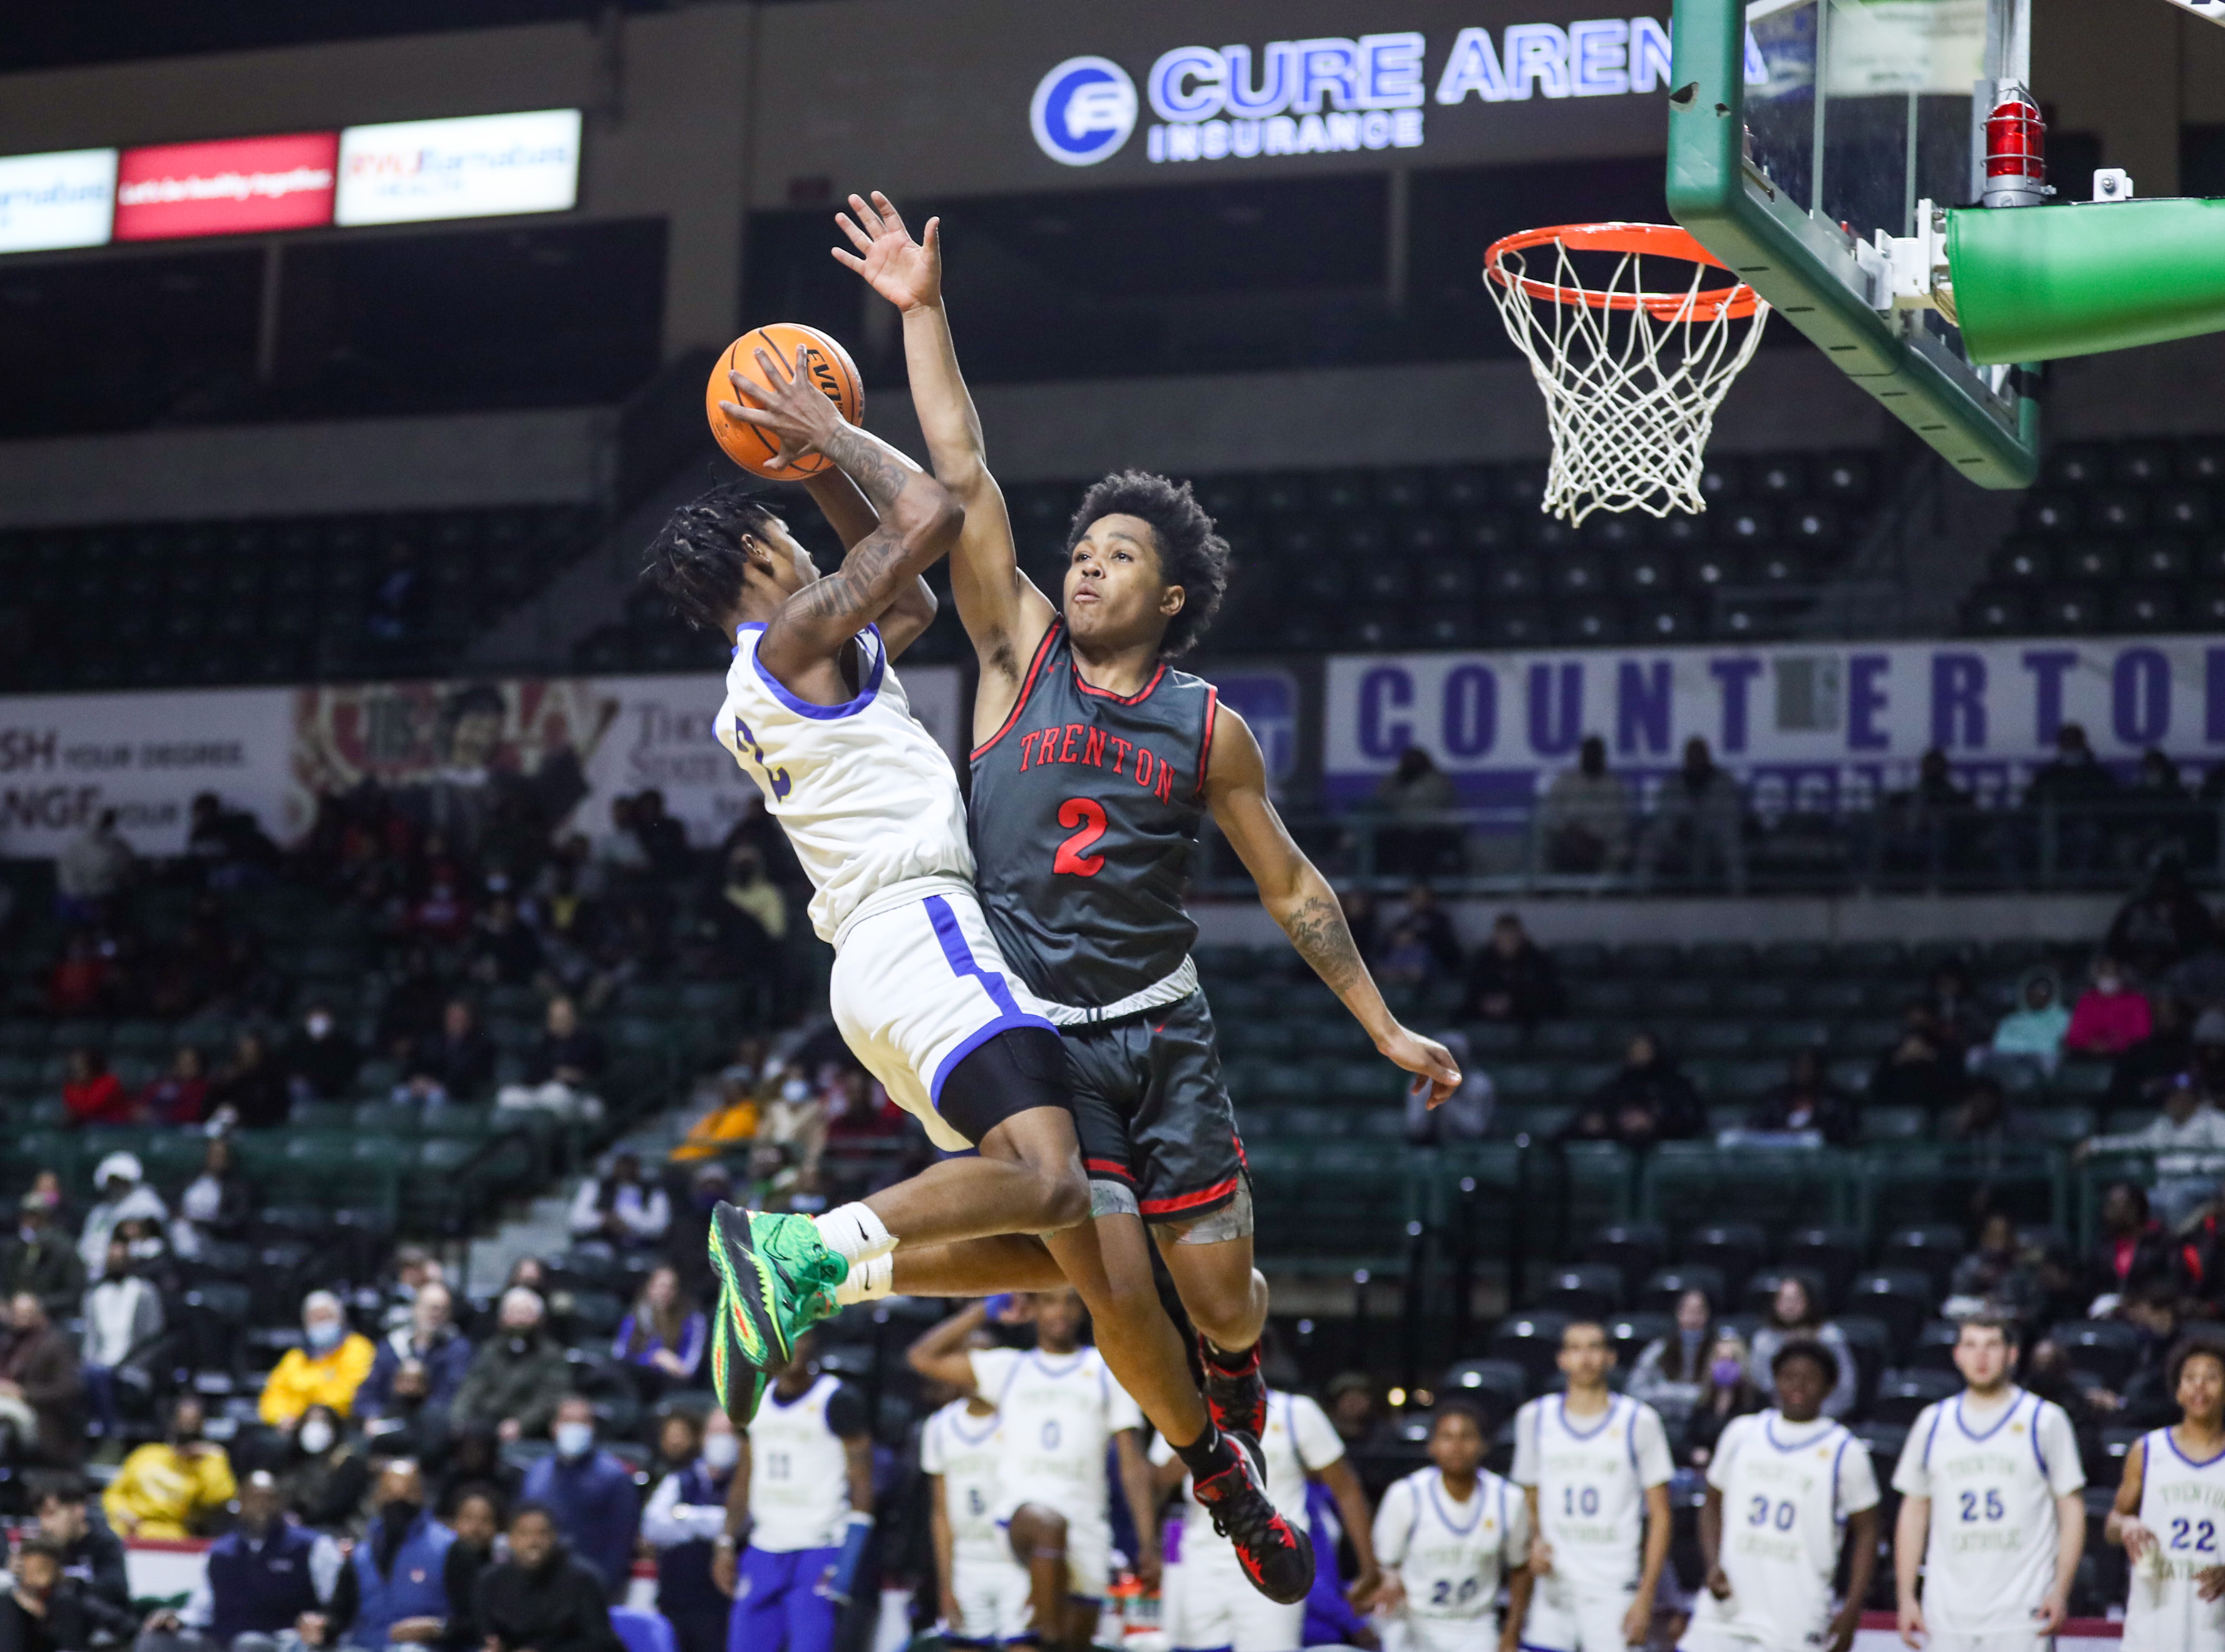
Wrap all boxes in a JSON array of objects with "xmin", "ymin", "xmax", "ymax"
[
  {"xmin": 642, "ymin": 482, "xmax": 781, "ymax": 632},
  {"xmin": 1064, "ymin": 470, "xmax": 1229, "ymax": 658}
]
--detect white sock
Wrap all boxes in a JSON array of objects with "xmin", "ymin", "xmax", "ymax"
[
  {"xmin": 834, "ymin": 1252, "xmax": 893, "ymax": 1305},
  {"xmin": 813, "ymin": 1202, "xmax": 896, "ymax": 1267}
]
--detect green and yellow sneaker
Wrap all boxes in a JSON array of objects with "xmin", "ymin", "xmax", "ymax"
[{"xmin": 706, "ymin": 1203, "xmax": 849, "ymax": 1425}]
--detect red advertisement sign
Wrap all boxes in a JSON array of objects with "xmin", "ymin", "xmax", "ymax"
[{"xmin": 113, "ymin": 131, "xmax": 338, "ymax": 241}]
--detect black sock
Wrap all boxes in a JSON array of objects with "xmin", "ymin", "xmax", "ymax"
[
  {"xmin": 1174, "ymin": 1421, "xmax": 1236, "ymax": 1480},
  {"xmin": 1201, "ymin": 1337, "xmax": 1260, "ymax": 1376}
]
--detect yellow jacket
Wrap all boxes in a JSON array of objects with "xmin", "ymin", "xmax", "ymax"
[
  {"xmin": 104, "ymin": 1441, "xmax": 239, "ymax": 1539},
  {"xmin": 671, "ymin": 1100, "xmax": 759, "ymax": 1162},
  {"xmin": 257, "ymin": 1332, "xmax": 376, "ymax": 1425}
]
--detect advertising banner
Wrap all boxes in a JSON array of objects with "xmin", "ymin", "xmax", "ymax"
[
  {"xmin": 113, "ymin": 132, "xmax": 338, "ymax": 241},
  {"xmin": 334, "ymin": 109, "xmax": 583, "ymax": 227},
  {"xmin": 1325, "ymin": 635, "xmax": 2225, "ymax": 810},
  {"xmin": 0, "ymin": 148, "xmax": 118, "ymax": 254}
]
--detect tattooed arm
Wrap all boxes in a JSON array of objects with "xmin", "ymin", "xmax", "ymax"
[
  {"xmin": 800, "ymin": 469, "xmax": 939, "ymax": 661},
  {"xmin": 1203, "ymin": 703, "xmax": 1463, "ymax": 1105}
]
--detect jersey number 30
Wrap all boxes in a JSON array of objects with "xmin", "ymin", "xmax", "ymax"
[{"xmin": 1054, "ymin": 798, "xmax": 1107, "ymax": 876}]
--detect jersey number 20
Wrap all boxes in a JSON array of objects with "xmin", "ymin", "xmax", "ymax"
[{"xmin": 1054, "ymin": 798, "xmax": 1107, "ymax": 876}]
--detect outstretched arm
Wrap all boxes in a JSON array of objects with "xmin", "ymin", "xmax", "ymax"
[
  {"xmin": 1204, "ymin": 704, "xmax": 1461, "ymax": 1105},
  {"xmin": 906, "ymin": 1302, "xmax": 987, "ymax": 1394},
  {"xmin": 802, "ymin": 470, "xmax": 938, "ymax": 660},
  {"xmin": 832, "ymin": 191, "xmax": 1056, "ymax": 737}
]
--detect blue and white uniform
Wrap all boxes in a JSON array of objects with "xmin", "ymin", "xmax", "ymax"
[
  {"xmin": 1510, "ymin": 1393, "xmax": 1674, "ymax": 1651},
  {"xmin": 2123, "ymin": 1427, "xmax": 2225, "ymax": 1652},
  {"xmin": 1890, "ymin": 1385, "xmax": 2083, "ymax": 1652},
  {"xmin": 717, "ymin": 622, "xmax": 1055, "ymax": 1148},
  {"xmin": 1374, "ymin": 1466, "xmax": 1528, "ymax": 1652},
  {"xmin": 732, "ymin": 1374, "xmax": 866, "ymax": 1652},
  {"xmin": 923, "ymin": 1398, "xmax": 1033, "ymax": 1646}
]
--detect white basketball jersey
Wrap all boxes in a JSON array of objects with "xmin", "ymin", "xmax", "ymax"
[
  {"xmin": 2125, "ymin": 1428, "xmax": 2225, "ymax": 1652},
  {"xmin": 1374, "ymin": 1467, "xmax": 1528, "ymax": 1624},
  {"xmin": 719, "ymin": 623, "xmax": 973, "ymax": 943},
  {"xmin": 1153, "ymin": 1390, "xmax": 1343, "ymax": 1563},
  {"xmin": 922, "ymin": 1398, "xmax": 1009, "ymax": 1566},
  {"xmin": 1688, "ymin": 1412, "xmax": 1878, "ymax": 1649},
  {"xmin": 1891, "ymin": 1387, "xmax": 2084, "ymax": 1632},
  {"xmin": 968, "ymin": 1345, "xmax": 1143, "ymax": 1526},
  {"xmin": 746, "ymin": 1373, "xmax": 854, "ymax": 1551},
  {"xmin": 1510, "ymin": 1393, "xmax": 1675, "ymax": 1595}
]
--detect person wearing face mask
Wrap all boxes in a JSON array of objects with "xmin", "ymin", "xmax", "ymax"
[
  {"xmin": 79, "ymin": 1238, "xmax": 161, "ymax": 1440},
  {"xmin": 642, "ymin": 1411, "xmax": 739, "ymax": 1652},
  {"xmin": 260, "ymin": 1293, "xmax": 377, "ymax": 1432},
  {"xmin": 322, "ymin": 1461, "xmax": 475, "ymax": 1651},
  {"xmin": 139, "ymin": 1471, "xmax": 345, "ymax": 1652},
  {"xmin": 281, "ymin": 1004, "xmax": 363, "ymax": 1106},
  {"xmin": 1679, "ymin": 1334, "xmax": 1763, "ymax": 1470},
  {"xmin": 76, "ymin": 1155, "xmax": 168, "ymax": 1281},
  {"xmin": 0, "ymin": 1196, "xmax": 84, "ymax": 1325},
  {"xmin": 517, "ymin": 1398, "xmax": 639, "ymax": 1603},
  {"xmin": 104, "ymin": 1397, "xmax": 236, "ymax": 1540},
  {"xmin": 451, "ymin": 1290, "xmax": 572, "ymax": 1447},
  {"xmin": 359, "ymin": 1284, "xmax": 472, "ymax": 1442},
  {"xmin": 1627, "ymin": 1288, "xmax": 1717, "ymax": 1428},
  {"xmin": 2067, "ymin": 953, "xmax": 2155, "ymax": 1057},
  {"xmin": 284, "ymin": 1406, "xmax": 372, "ymax": 1535}
]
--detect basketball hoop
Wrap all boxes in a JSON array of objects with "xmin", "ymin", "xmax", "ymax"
[{"xmin": 1485, "ymin": 223, "xmax": 1769, "ymax": 524}]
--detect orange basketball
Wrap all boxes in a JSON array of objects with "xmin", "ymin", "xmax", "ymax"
[{"xmin": 706, "ymin": 323, "xmax": 864, "ymax": 479}]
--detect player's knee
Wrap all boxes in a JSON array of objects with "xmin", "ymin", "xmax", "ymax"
[
  {"xmin": 1033, "ymin": 1160, "xmax": 1090, "ymax": 1232},
  {"xmin": 1183, "ymin": 1269, "xmax": 1265, "ymax": 1346}
]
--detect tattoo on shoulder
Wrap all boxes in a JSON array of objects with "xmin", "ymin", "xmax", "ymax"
[
  {"xmin": 824, "ymin": 426, "xmax": 909, "ymax": 511},
  {"xmin": 1282, "ymin": 893, "xmax": 1363, "ymax": 994},
  {"xmin": 790, "ymin": 525, "xmax": 906, "ymax": 627}
]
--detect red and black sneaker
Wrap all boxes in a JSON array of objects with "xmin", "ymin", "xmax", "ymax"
[
  {"xmin": 1192, "ymin": 1432, "xmax": 1314, "ymax": 1604},
  {"xmin": 1198, "ymin": 1335, "xmax": 1268, "ymax": 1440}
]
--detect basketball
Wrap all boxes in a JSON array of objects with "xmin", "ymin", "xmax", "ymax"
[{"xmin": 705, "ymin": 322, "xmax": 864, "ymax": 479}]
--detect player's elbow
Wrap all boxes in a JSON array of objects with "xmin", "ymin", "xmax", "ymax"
[{"xmin": 896, "ymin": 479, "xmax": 965, "ymax": 559}]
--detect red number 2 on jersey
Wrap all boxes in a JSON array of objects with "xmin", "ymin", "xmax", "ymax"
[{"xmin": 1053, "ymin": 797, "xmax": 1108, "ymax": 876}]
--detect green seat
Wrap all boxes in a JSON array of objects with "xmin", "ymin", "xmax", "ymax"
[
  {"xmin": 1829, "ymin": 1059, "xmax": 1875, "ymax": 1095},
  {"xmin": 1715, "ymin": 1061, "xmax": 1784, "ymax": 1102},
  {"xmin": 1758, "ymin": 941, "xmax": 1833, "ymax": 976},
  {"xmin": 1798, "ymin": 980, "xmax": 1872, "ymax": 1017},
  {"xmin": 1647, "ymin": 980, "xmax": 1717, "ymax": 1017},
  {"xmin": 1754, "ymin": 1021, "xmax": 1832, "ymax": 1054},
  {"xmin": 1295, "ymin": 1020, "xmax": 1374, "ymax": 1058},
  {"xmin": 1496, "ymin": 1103, "xmax": 1572, "ymax": 1141},
  {"xmin": 353, "ymin": 1102, "xmax": 420, "ymax": 1136},
  {"xmin": 1566, "ymin": 981, "xmax": 1640, "ymax": 1018},
  {"xmin": 1536, "ymin": 1020, "xmax": 1612, "ymax": 1058},
  {"xmin": 1249, "ymin": 1063, "xmax": 1324, "ymax": 1105},
  {"xmin": 1491, "ymin": 1064, "xmax": 1556, "ymax": 1102},
  {"xmin": 139, "ymin": 1133, "xmax": 208, "ymax": 1183},
  {"xmin": 1723, "ymin": 981, "xmax": 1792, "ymax": 1014},
  {"xmin": 1555, "ymin": 1062, "xmax": 1618, "ymax": 1101},
  {"xmin": 1643, "ymin": 1142, "xmax": 1860, "ymax": 1229},
  {"xmin": 1690, "ymin": 942, "xmax": 1758, "ymax": 976},
  {"xmin": 1834, "ymin": 942, "xmax": 1907, "ymax": 976},
  {"xmin": 1249, "ymin": 1142, "xmax": 1416, "ymax": 1270},
  {"xmin": 423, "ymin": 1106, "xmax": 499, "ymax": 1139},
  {"xmin": 109, "ymin": 1022, "xmax": 174, "ymax": 1056},
  {"xmin": 0, "ymin": 1025, "xmax": 49, "ymax": 1056},
  {"xmin": 1684, "ymin": 1022, "xmax": 1753, "ymax": 1055},
  {"xmin": 2051, "ymin": 1062, "xmax": 2112, "ymax": 1100},
  {"xmin": 0, "ymin": 1056, "xmax": 39, "ymax": 1088},
  {"xmin": 1860, "ymin": 1106, "xmax": 1929, "ymax": 1142},
  {"xmin": 1616, "ymin": 943, "xmax": 1685, "ymax": 978},
  {"xmin": 2027, "ymin": 1106, "xmax": 2095, "ymax": 1144},
  {"xmin": 293, "ymin": 1102, "xmax": 355, "ymax": 1133},
  {"xmin": 1323, "ymin": 1060, "xmax": 1404, "ymax": 1103},
  {"xmin": 1278, "ymin": 1106, "xmax": 1350, "ymax": 1140}
]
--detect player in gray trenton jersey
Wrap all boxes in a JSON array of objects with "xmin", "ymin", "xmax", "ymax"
[{"xmin": 826, "ymin": 185, "xmax": 1460, "ymax": 1538}]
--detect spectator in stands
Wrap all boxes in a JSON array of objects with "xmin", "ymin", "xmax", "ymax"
[
  {"xmin": 1984, "ymin": 966, "xmax": 2071, "ymax": 1076},
  {"xmin": 80, "ymin": 1237, "xmax": 160, "ymax": 1438},
  {"xmin": 329, "ymin": 1460, "xmax": 471, "ymax": 1651},
  {"xmin": 2108, "ymin": 860, "xmax": 2215, "ymax": 981},
  {"xmin": 626, "ymin": 789, "xmax": 693, "ymax": 877},
  {"xmin": 2066, "ymin": 955, "xmax": 2154, "ymax": 1058},
  {"xmin": 280, "ymin": 1405, "xmax": 370, "ymax": 1535},
  {"xmin": 1537, "ymin": 734, "xmax": 1632, "ymax": 873},
  {"xmin": 0, "ymin": 1537, "xmax": 83, "ymax": 1652},
  {"xmin": 1746, "ymin": 1048, "xmax": 1859, "ymax": 1145},
  {"xmin": 187, "ymin": 792, "xmax": 279, "ymax": 888},
  {"xmin": 2167, "ymin": 938, "xmax": 2225, "ymax": 1015},
  {"xmin": 45, "ymin": 932, "xmax": 113, "ymax": 1020},
  {"xmin": 756, "ymin": 1069, "xmax": 829, "ymax": 1178},
  {"xmin": 1878, "ymin": 748, "xmax": 1975, "ymax": 886},
  {"xmin": 175, "ymin": 1137, "xmax": 254, "ymax": 1248},
  {"xmin": 140, "ymin": 1470, "xmax": 343, "ymax": 1652},
  {"xmin": 825, "ymin": 1069, "xmax": 903, "ymax": 1144},
  {"xmin": 1373, "ymin": 746, "xmax": 1461, "ymax": 878},
  {"xmin": 565, "ymin": 1152, "xmax": 668, "ymax": 1247},
  {"xmin": 2077, "ymin": 1074, "xmax": 2225, "ymax": 1227},
  {"xmin": 0, "ymin": 1196, "xmax": 82, "ymax": 1322},
  {"xmin": 1947, "ymin": 1212, "xmax": 2047, "ymax": 1323},
  {"xmin": 611, "ymin": 1265, "xmax": 704, "ymax": 1400},
  {"xmin": 104, "ymin": 1395, "xmax": 236, "ymax": 1539},
  {"xmin": 1562, "ymin": 1032, "xmax": 1704, "ymax": 1147},
  {"xmin": 670, "ymin": 1073, "xmax": 759, "ymax": 1165},
  {"xmin": 2023, "ymin": 722, "xmax": 2117, "ymax": 872},
  {"xmin": 60, "ymin": 1049, "xmax": 130, "ymax": 1128},
  {"xmin": 520, "ymin": 1397, "xmax": 639, "ymax": 1601},
  {"xmin": 466, "ymin": 897, "xmax": 545, "ymax": 992},
  {"xmin": 471, "ymin": 1503, "xmax": 623, "ymax": 1652},
  {"xmin": 1324, "ymin": 1373, "xmax": 1379, "ymax": 1448},
  {"xmin": 401, "ymin": 1000, "xmax": 496, "ymax": 1108},
  {"xmin": 644, "ymin": 1410, "xmax": 738, "ymax": 1652},
  {"xmin": 2084, "ymin": 1182, "xmax": 2172, "ymax": 1310},
  {"xmin": 437, "ymin": 1427, "xmax": 523, "ymax": 1515},
  {"xmin": 32, "ymin": 1477, "xmax": 135, "ymax": 1647},
  {"xmin": 207, "ymin": 1032, "xmax": 290, "ymax": 1131},
  {"xmin": 1941, "ymin": 1077, "xmax": 2026, "ymax": 1164},
  {"xmin": 435, "ymin": 1485, "xmax": 503, "ymax": 1650},
  {"xmin": 282, "ymin": 1004, "xmax": 362, "ymax": 1106},
  {"xmin": 139, "ymin": 1045, "xmax": 211, "ymax": 1126},
  {"xmin": 0, "ymin": 1292, "xmax": 83, "ymax": 1467},
  {"xmin": 1404, "ymin": 1032, "xmax": 1493, "ymax": 1144},
  {"xmin": 1748, "ymin": 1276, "xmax": 1856, "ymax": 1420},
  {"xmin": 1389, "ymin": 883, "xmax": 1462, "ymax": 980},
  {"xmin": 55, "ymin": 810, "xmax": 133, "ymax": 922},
  {"xmin": 76, "ymin": 1154, "xmax": 166, "ymax": 1279},
  {"xmin": 260, "ymin": 1291, "xmax": 377, "ymax": 1430},
  {"xmin": 1678, "ymin": 1332, "xmax": 1762, "ymax": 1468},
  {"xmin": 667, "ymin": 1164, "xmax": 731, "ymax": 1305},
  {"xmin": 1462, "ymin": 912, "xmax": 1562, "ymax": 1029},
  {"xmin": 2108, "ymin": 1285, "xmax": 2190, "ymax": 1426},
  {"xmin": 497, "ymin": 997, "xmax": 604, "ymax": 1123},
  {"xmin": 1627, "ymin": 1288, "xmax": 1715, "ymax": 1428},
  {"xmin": 1870, "ymin": 1006, "xmax": 1963, "ymax": 1113},
  {"xmin": 358, "ymin": 1283, "xmax": 472, "ymax": 1446},
  {"xmin": 452, "ymin": 1288, "xmax": 571, "ymax": 1444},
  {"xmin": 1635, "ymin": 736, "xmax": 1745, "ymax": 894},
  {"xmin": 1919, "ymin": 961, "xmax": 1993, "ymax": 1059},
  {"xmin": 2111, "ymin": 996, "xmax": 2194, "ymax": 1108}
]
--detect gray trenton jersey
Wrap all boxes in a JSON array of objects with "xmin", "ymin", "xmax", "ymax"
[{"xmin": 967, "ymin": 622, "xmax": 1216, "ymax": 1009}]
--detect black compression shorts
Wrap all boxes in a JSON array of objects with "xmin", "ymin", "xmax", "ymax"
[{"xmin": 937, "ymin": 1024, "xmax": 1071, "ymax": 1146}]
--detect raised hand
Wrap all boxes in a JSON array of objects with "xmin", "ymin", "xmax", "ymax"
[
  {"xmin": 832, "ymin": 191, "xmax": 942, "ymax": 314},
  {"xmin": 718, "ymin": 343, "xmax": 846, "ymax": 473}
]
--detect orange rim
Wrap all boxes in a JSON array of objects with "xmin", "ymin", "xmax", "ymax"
[{"xmin": 1485, "ymin": 221, "xmax": 1764, "ymax": 322}]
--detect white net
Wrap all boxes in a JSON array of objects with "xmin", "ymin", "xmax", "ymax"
[{"xmin": 1487, "ymin": 230, "xmax": 1770, "ymax": 524}]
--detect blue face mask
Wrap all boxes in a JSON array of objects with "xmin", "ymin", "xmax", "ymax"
[
  {"xmin": 1710, "ymin": 1359, "xmax": 1743, "ymax": 1387},
  {"xmin": 306, "ymin": 1320, "xmax": 345, "ymax": 1353},
  {"xmin": 554, "ymin": 1421, "xmax": 595, "ymax": 1459}
]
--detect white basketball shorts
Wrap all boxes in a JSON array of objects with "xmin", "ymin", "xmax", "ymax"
[
  {"xmin": 1520, "ymin": 1581, "xmax": 1639, "ymax": 1650},
  {"xmin": 1164, "ymin": 1542, "xmax": 1305, "ymax": 1652},
  {"xmin": 947, "ymin": 1550, "xmax": 1034, "ymax": 1646}
]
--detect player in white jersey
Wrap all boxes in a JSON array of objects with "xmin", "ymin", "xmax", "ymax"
[
  {"xmin": 2110, "ymin": 1335, "xmax": 2225, "ymax": 1651},
  {"xmin": 1371, "ymin": 1403, "xmax": 1529, "ymax": 1652},
  {"xmin": 1891, "ymin": 1316, "xmax": 2084, "ymax": 1652},
  {"xmin": 1151, "ymin": 1385, "xmax": 1379, "ymax": 1652},
  {"xmin": 1511, "ymin": 1320, "xmax": 1674, "ymax": 1650},
  {"xmin": 712, "ymin": 1333, "xmax": 874, "ymax": 1652},
  {"xmin": 1682, "ymin": 1341, "xmax": 1877, "ymax": 1652},
  {"xmin": 922, "ymin": 1341, "xmax": 1034, "ymax": 1648},
  {"xmin": 910, "ymin": 1291, "xmax": 1155, "ymax": 1652}
]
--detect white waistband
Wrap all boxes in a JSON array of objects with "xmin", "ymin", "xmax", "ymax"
[
  {"xmin": 829, "ymin": 873, "xmax": 978, "ymax": 952},
  {"xmin": 1032, "ymin": 956, "xmax": 1198, "ymax": 1027}
]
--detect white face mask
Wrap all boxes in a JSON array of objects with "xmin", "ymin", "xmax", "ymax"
[
  {"xmin": 554, "ymin": 1421, "xmax": 595, "ymax": 1459},
  {"xmin": 701, "ymin": 1433, "xmax": 740, "ymax": 1471},
  {"xmin": 782, "ymin": 1077, "xmax": 811, "ymax": 1103},
  {"xmin": 306, "ymin": 1014, "xmax": 334, "ymax": 1039},
  {"xmin": 298, "ymin": 1418, "xmax": 336, "ymax": 1455}
]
